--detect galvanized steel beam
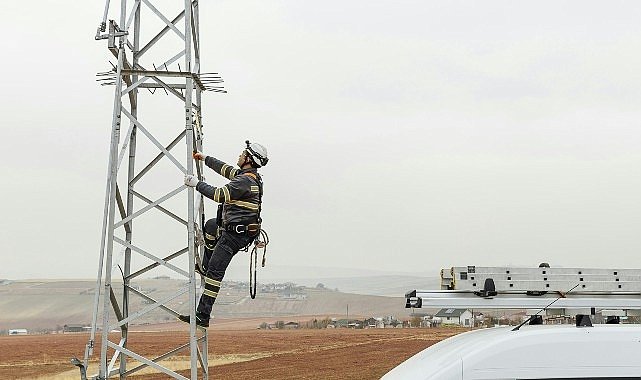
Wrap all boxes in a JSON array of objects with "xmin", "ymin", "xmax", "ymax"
[{"xmin": 84, "ymin": 0, "xmax": 216, "ymax": 378}]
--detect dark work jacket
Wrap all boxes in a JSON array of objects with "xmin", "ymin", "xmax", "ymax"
[{"xmin": 195, "ymin": 156, "xmax": 262, "ymax": 226}]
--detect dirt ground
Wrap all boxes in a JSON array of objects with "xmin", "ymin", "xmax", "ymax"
[{"xmin": 0, "ymin": 323, "xmax": 466, "ymax": 380}]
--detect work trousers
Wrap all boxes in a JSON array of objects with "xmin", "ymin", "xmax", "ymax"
[{"xmin": 196, "ymin": 229, "xmax": 253, "ymax": 321}]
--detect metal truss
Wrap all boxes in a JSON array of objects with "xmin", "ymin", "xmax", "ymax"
[{"xmin": 79, "ymin": 1, "xmax": 222, "ymax": 379}]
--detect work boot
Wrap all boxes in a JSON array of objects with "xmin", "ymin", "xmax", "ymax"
[{"xmin": 178, "ymin": 314, "xmax": 209, "ymax": 328}]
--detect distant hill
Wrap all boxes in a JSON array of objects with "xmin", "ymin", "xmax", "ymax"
[
  {"xmin": 0, "ymin": 278, "xmax": 432, "ymax": 331},
  {"xmin": 222, "ymin": 264, "xmax": 440, "ymax": 296},
  {"xmin": 286, "ymin": 275, "xmax": 440, "ymax": 297}
]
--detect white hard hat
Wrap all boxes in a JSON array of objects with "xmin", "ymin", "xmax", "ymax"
[{"xmin": 245, "ymin": 140, "xmax": 268, "ymax": 167}]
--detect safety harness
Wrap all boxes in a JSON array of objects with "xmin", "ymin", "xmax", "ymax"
[
  {"xmin": 238, "ymin": 171, "xmax": 269, "ymax": 299},
  {"xmin": 196, "ymin": 169, "xmax": 269, "ymax": 299}
]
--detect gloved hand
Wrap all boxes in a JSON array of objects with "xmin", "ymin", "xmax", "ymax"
[
  {"xmin": 192, "ymin": 151, "xmax": 206, "ymax": 161},
  {"xmin": 184, "ymin": 174, "xmax": 199, "ymax": 187}
]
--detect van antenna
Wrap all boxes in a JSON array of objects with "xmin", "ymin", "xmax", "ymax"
[{"xmin": 512, "ymin": 283, "xmax": 580, "ymax": 331}]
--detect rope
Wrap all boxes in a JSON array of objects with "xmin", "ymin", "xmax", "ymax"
[{"xmin": 249, "ymin": 229, "xmax": 269, "ymax": 299}]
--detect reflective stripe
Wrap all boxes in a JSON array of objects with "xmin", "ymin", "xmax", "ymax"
[
  {"xmin": 250, "ymin": 186, "xmax": 259, "ymax": 193},
  {"xmin": 205, "ymin": 277, "xmax": 221, "ymax": 287},
  {"xmin": 205, "ymin": 282, "xmax": 220, "ymax": 292},
  {"xmin": 222, "ymin": 186, "xmax": 230, "ymax": 202},
  {"xmin": 221, "ymin": 164, "xmax": 239, "ymax": 179},
  {"xmin": 203, "ymin": 289, "xmax": 218, "ymax": 298},
  {"xmin": 204, "ymin": 232, "xmax": 217, "ymax": 241},
  {"xmin": 220, "ymin": 164, "xmax": 231, "ymax": 177},
  {"xmin": 213, "ymin": 188, "xmax": 221, "ymax": 202},
  {"xmin": 227, "ymin": 200, "xmax": 259, "ymax": 211}
]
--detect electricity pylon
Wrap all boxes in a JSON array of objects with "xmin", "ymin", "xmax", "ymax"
[{"xmin": 77, "ymin": 1, "xmax": 223, "ymax": 378}]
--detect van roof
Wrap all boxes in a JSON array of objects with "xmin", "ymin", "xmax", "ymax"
[{"xmin": 383, "ymin": 324, "xmax": 641, "ymax": 379}]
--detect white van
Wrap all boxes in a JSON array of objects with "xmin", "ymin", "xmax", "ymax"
[{"xmin": 382, "ymin": 324, "xmax": 641, "ymax": 379}]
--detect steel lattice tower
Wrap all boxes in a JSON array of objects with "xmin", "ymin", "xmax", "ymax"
[{"xmin": 77, "ymin": 1, "xmax": 223, "ymax": 378}]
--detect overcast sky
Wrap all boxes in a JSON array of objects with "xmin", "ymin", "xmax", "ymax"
[{"xmin": 1, "ymin": 0, "xmax": 640, "ymax": 280}]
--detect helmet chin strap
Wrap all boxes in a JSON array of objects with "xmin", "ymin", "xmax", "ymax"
[{"xmin": 239, "ymin": 155, "xmax": 253, "ymax": 169}]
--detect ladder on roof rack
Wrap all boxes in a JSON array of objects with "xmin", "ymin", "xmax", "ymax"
[{"xmin": 406, "ymin": 266, "xmax": 641, "ymax": 310}]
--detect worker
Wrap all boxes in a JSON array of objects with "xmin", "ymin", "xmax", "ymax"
[{"xmin": 179, "ymin": 140, "xmax": 268, "ymax": 327}]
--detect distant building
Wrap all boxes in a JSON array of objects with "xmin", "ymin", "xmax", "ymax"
[
  {"xmin": 279, "ymin": 293, "xmax": 307, "ymax": 300},
  {"xmin": 382, "ymin": 316, "xmax": 402, "ymax": 328},
  {"xmin": 8, "ymin": 329, "xmax": 28, "ymax": 335},
  {"xmin": 283, "ymin": 322, "xmax": 300, "ymax": 329},
  {"xmin": 64, "ymin": 324, "xmax": 90, "ymax": 333},
  {"xmin": 418, "ymin": 315, "xmax": 437, "ymax": 328},
  {"xmin": 331, "ymin": 319, "xmax": 362, "ymax": 328},
  {"xmin": 333, "ymin": 319, "xmax": 349, "ymax": 328},
  {"xmin": 435, "ymin": 308, "xmax": 473, "ymax": 326},
  {"xmin": 363, "ymin": 318, "xmax": 378, "ymax": 328}
]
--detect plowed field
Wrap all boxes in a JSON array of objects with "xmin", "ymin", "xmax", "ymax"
[{"xmin": 0, "ymin": 325, "xmax": 465, "ymax": 379}]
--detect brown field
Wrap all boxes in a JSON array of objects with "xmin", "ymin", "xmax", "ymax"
[{"xmin": 0, "ymin": 322, "xmax": 466, "ymax": 380}]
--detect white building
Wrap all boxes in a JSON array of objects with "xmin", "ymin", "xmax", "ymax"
[
  {"xmin": 435, "ymin": 308, "xmax": 473, "ymax": 326},
  {"xmin": 8, "ymin": 329, "xmax": 28, "ymax": 335}
]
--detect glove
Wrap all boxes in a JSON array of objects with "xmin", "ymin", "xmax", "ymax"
[
  {"xmin": 184, "ymin": 174, "xmax": 199, "ymax": 187},
  {"xmin": 192, "ymin": 151, "xmax": 206, "ymax": 161}
]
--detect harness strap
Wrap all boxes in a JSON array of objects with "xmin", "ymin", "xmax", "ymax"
[{"xmin": 225, "ymin": 223, "xmax": 261, "ymax": 234}]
